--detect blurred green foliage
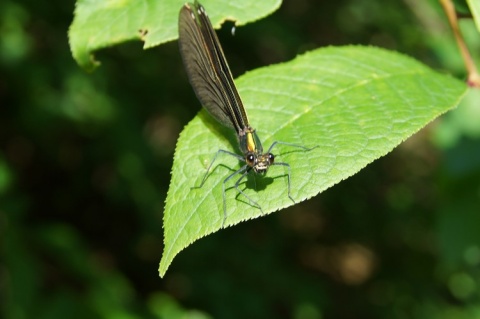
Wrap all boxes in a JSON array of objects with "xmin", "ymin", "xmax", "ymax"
[{"xmin": 1, "ymin": 0, "xmax": 479, "ymax": 319}]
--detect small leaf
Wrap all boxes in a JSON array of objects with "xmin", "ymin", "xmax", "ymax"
[
  {"xmin": 467, "ymin": 0, "xmax": 480, "ymax": 32},
  {"xmin": 68, "ymin": 0, "xmax": 281, "ymax": 71},
  {"xmin": 159, "ymin": 45, "xmax": 467, "ymax": 276}
]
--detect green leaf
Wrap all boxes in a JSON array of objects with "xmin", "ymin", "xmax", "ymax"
[
  {"xmin": 68, "ymin": 0, "xmax": 281, "ymax": 71},
  {"xmin": 467, "ymin": 0, "xmax": 480, "ymax": 32},
  {"xmin": 159, "ymin": 45, "xmax": 467, "ymax": 276}
]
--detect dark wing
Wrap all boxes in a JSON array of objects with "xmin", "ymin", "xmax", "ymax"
[{"xmin": 178, "ymin": 1, "xmax": 249, "ymax": 133}]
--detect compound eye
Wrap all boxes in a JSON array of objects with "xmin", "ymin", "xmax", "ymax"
[
  {"xmin": 246, "ymin": 153, "xmax": 255, "ymax": 166},
  {"xmin": 268, "ymin": 153, "xmax": 275, "ymax": 164}
]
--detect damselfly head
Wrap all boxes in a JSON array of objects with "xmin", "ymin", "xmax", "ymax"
[{"xmin": 247, "ymin": 152, "xmax": 275, "ymax": 174}]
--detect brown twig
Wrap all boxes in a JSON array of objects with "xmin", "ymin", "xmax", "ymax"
[{"xmin": 439, "ymin": 0, "xmax": 480, "ymax": 88}]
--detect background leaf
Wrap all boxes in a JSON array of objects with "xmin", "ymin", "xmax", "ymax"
[
  {"xmin": 160, "ymin": 45, "xmax": 467, "ymax": 276},
  {"xmin": 68, "ymin": 0, "xmax": 281, "ymax": 71}
]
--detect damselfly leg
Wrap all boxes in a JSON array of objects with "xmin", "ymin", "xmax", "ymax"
[{"xmin": 192, "ymin": 142, "xmax": 317, "ymax": 228}]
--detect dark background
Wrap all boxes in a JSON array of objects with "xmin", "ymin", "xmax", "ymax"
[{"xmin": 1, "ymin": 0, "xmax": 480, "ymax": 318}]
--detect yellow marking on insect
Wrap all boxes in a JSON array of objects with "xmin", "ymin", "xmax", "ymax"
[{"xmin": 246, "ymin": 131, "xmax": 256, "ymax": 152}]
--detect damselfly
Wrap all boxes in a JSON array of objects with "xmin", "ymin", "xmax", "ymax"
[{"xmin": 178, "ymin": 1, "xmax": 315, "ymax": 227}]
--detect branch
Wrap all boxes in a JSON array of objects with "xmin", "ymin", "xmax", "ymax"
[{"xmin": 439, "ymin": 0, "xmax": 480, "ymax": 88}]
